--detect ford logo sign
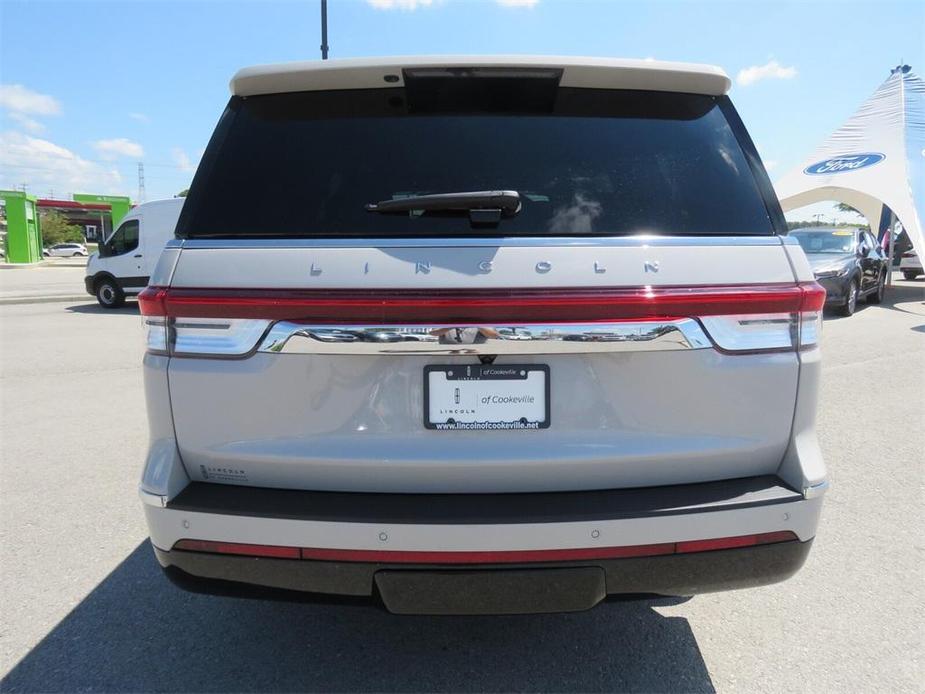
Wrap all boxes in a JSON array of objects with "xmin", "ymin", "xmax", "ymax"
[{"xmin": 804, "ymin": 153, "xmax": 885, "ymax": 175}]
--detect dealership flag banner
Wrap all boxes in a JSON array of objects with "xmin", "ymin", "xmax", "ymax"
[{"xmin": 775, "ymin": 65, "xmax": 925, "ymax": 262}]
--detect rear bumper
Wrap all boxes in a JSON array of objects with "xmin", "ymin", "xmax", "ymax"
[
  {"xmin": 154, "ymin": 539, "xmax": 812, "ymax": 614},
  {"xmin": 144, "ymin": 476, "xmax": 822, "ymax": 614}
]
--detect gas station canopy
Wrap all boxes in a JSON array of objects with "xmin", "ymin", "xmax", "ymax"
[{"xmin": 775, "ymin": 65, "xmax": 925, "ymax": 262}]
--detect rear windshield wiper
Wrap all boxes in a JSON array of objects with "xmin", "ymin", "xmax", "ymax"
[{"xmin": 365, "ymin": 190, "xmax": 521, "ymax": 225}]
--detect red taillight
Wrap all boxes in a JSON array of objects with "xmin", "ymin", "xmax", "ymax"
[
  {"xmin": 141, "ymin": 283, "xmax": 823, "ymax": 323},
  {"xmin": 138, "ymin": 286, "xmax": 167, "ymax": 316},
  {"xmin": 141, "ymin": 283, "xmax": 825, "ymax": 356},
  {"xmin": 171, "ymin": 531, "xmax": 798, "ymax": 564},
  {"xmin": 799, "ymin": 282, "xmax": 826, "ymax": 312}
]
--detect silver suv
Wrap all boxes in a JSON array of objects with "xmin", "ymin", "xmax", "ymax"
[{"xmin": 139, "ymin": 57, "xmax": 827, "ymax": 615}]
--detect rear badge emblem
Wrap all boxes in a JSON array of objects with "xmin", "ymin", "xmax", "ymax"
[{"xmin": 644, "ymin": 260, "xmax": 660, "ymax": 273}]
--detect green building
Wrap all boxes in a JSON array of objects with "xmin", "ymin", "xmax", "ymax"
[{"xmin": 0, "ymin": 190, "xmax": 43, "ymax": 263}]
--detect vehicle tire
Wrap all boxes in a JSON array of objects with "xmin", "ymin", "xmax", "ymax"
[
  {"xmin": 71, "ymin": 252, "xmax": 81, "ymax": 257},
  {"xmin": 903, "ymin": 271, "xmax": 919, "ymax": 280},
  {"xmin": 95, "ymin": 277, "xmax": 125, "ymax": 309},
  {"xmin": 867, "ymin": 271, "xmax": 886, "ymax": 304},
  {"xmin": 838, "ymin": 279, "xmax": 859, "ymax": 317}
]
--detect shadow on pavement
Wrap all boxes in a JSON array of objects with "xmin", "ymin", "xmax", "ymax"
[
  {"xmin": 65, "ymin": 302, "xmax": 139, "ymax": 315},
  {"xmin": 2, "ymin": 542, "xmax": 714, "ymax": 693}
]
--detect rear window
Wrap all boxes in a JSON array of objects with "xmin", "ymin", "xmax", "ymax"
[{"xmin": 179, "ymin": 87, "xmax": 774, "ymax": 238}]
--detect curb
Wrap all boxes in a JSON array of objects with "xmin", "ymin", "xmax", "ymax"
[
  {"xmin": 0, "ymin": 295, "xmax": 90, "ymax": 306},
  {"xmin": 0, "ymin": 262, "xmax": 52, "ymax": 269}
]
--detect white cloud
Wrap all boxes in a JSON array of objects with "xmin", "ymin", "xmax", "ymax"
[
  {"xmin": 736, "ymin": 60, "xmax": 797, "ymax": 87},
  {"xmin": 496, "ymin": 0, "xmax": 538, "ymax": 6},
  {"xmin": 367, "ymin": 0, "xmax": 436, "ymax": 9},
  {"xmin": 171, "ymin": 147, "xmax": 194, "ymax": 173},
  {"xmin": 7, "ymin": 111, "xmax": 45, "ymax": 133},
  {"xmin": 0, "ymin": 84, "xmax": 61, "ymax": 116},
  {"xmin": 92, "ymin": 137, "xmax": 144, "ymax": 160},
  {"xmin": 0, "ymin": 131, "xmax": 125, "ymax": 197},
  {"xmin": 129, "ymin": 112, "xmax": 150, "ymax": 123}
]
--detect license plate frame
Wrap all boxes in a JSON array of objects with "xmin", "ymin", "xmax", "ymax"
[{"xmin": 423, "ymin": 363, "xmax": 550, "ymax": 431}]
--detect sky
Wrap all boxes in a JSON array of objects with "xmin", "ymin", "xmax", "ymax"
[{"xmin": 1, "ymin": 0, "xmax": 922, "ymax": 223}]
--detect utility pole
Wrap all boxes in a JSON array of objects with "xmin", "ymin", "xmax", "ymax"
[
  {"xmin": 320, "ymin": 0, "xmax": 329, "ymax": 60},
  {"xmin": 137, "ymin": 162, "xmax": 146, "ymax": 204}
]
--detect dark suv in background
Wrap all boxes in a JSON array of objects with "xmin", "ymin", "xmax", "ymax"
[{"xmin": 791, "ymin": 227, "xmax": 888, "ymax": 316}]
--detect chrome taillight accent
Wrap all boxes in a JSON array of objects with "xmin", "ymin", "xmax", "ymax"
[
  {"xmin": 799, "ymin": 310, "xmax": 822, "ymax": 349},
  {"xmin": 139, "ymin": 287, "xmax": 270, "ymax": 357},
  {"xmin": 143, "ymin": 317, "xmax": 168, "ymax": 355},
  {"xmin": 699, "ymin": 313, "xmax": 797, "ymax": 352},
  {"xmin": 172, "ymin": 318, "xmax": 271, "ymax": 357}
]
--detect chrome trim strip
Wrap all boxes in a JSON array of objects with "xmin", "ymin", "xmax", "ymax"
[
  {"xmin": 257, "ymin": 319, "xmax": 713, "ymax": 355},
  {"xmin": 177, "ymin": 235, "xmax": 784, "ymax": 250},
  {"xmin": 802, "ymin": 480, "xmax": 829, "ymax": 499}
]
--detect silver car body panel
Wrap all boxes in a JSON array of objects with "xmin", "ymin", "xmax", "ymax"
[
  {"xmin": 168, "ymin": 240, "xmax": 795, "ymax": 289},
  {"xmin": 153, "ymin": 237, "xmax": 816, "ymax": 494}
]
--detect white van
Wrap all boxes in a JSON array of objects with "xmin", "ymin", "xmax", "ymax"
[{"xmin": 85, "ymin": 198, "xmax": 184, "ymax": 308}]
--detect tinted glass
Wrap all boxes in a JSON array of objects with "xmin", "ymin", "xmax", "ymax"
[
  {"xmin": 179, "ymin": 88, "xmax": 774, "ymax": 238},
  {"xmin": 103, "ymin": 220, "xmax": 139, "ymax": 256}
]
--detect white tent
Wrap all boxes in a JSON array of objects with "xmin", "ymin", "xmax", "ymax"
[{"xmin": 775, "ymin": 65, "xmax": 925, "ymax": 266}]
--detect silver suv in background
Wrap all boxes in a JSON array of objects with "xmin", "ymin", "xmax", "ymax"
[{"xmin": 139, "ymin": 57, "xmax": 827, "ymax": 615}]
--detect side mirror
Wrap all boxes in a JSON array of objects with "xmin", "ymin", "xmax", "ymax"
[{"xmin": 858, "ymin": 243, "xmax": 870, "ymax": 256}]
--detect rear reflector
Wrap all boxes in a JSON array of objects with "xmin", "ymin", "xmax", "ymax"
[
  {"xmin": 172, "ymin": 531, "xmax": 798, "ymax": 564},
  {"xmin": 172, "ymin": 539, "xmax": 301, "ymax": 559}
]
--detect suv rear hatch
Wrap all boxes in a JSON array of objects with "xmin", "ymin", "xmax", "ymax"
[{"xmin": 143, "ymin": 60, "xmax": 821, "ymax": 493}]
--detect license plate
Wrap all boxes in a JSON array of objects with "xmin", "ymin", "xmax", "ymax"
[{"xmin": 424, "ymin": 364, "xmax": 550, "ymax": 430}]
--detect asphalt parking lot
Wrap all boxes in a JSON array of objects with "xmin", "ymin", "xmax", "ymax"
[{"xmin": 0, "ymin": 270, "xmax": 922, "ymax": 693}]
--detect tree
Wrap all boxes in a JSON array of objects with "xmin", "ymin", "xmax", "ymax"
[
  {"xmin": 835, "ymin": 202, "xmax": 862, "ymax": 216},
  {"xmin": 176, "ymin": 188, "xmax": 189, "ymax": 197},
  {"xmin": 40, "ymin": 211, "xmax": 84, "ymax": 246}
]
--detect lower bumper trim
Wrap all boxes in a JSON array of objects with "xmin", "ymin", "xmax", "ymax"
[{"xmin": 154, "ymin": 539, "xmax": 813, "ymax": 615}]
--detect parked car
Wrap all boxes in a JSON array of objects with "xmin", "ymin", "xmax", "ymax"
[
  {"xmin": 899, "ymin": 249, "xmax": 922, "ymax": 280},
  {"xmin": 84, "ymin": 198, "xmax": 184, "ymax": 308},
  {"xmin": 790, "ymin": 227, "xmax": 888, "ymax": 316},
  {"xmin": 44, "ymin": 242, "xmax": 88, "ymax": 257},
  {"xmin": 138, "ymin": 56, "xmax": 827, "ymax": 615}
]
